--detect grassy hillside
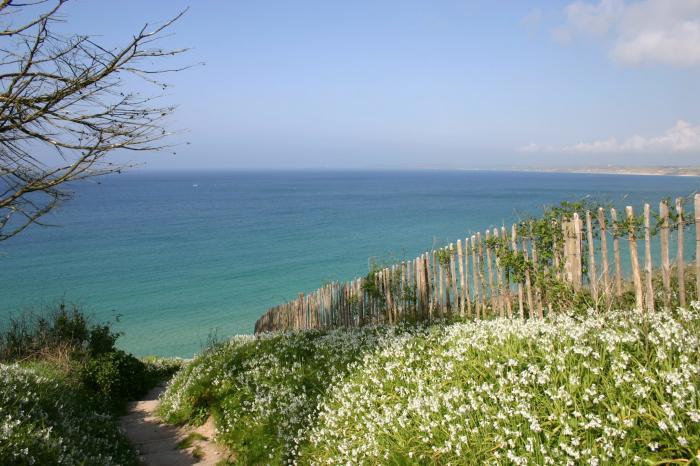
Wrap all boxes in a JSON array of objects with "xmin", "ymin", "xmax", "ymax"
[
  {"xmin": 160, "ymin": 304, "xmax": 700, "ymax": 465},
  {"xmin": 0, "ymin": 362, "xmax": 139, "ymax": 465},
  {"xmin": 0, "ymin": 305, "xmax": 182, "ymax": 465}
]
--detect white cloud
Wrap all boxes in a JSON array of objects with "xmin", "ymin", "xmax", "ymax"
[
  {"xmin": 556, "ymin": 0, "xmax": 700, "ymax": 66},
  {"xmin": 519, "ymin": 120, "xmax": 700, "ymax": 154},
  {"xmin": 565, "ymin": 0, "xmax": 625, "ymax": 36}
]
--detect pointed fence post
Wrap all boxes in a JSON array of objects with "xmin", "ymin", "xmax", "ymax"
[
  {"xmin": 471, "ymin": 235, "xmax": 481, "ymax": 319},
  {"xmin": 695, "ymin": 193, "xmax": 700, "ymax": 302},
  {"xmin": 438, "ymin": 251, "xmax": 445, "ymax": 316},
  {"xmin": 529, "ymin": 225, "xmax": 543, "ymax": 319},
  {"xmin": 501, "ymin": 226, "xmax": 513, "ymax": 318},
  {"xmin": 475, "ymin": 233, "xmax": 486, "ymax": 317},
  {"xmin": 586, "ymin": 211, "xmax": 598, "ymax": 303},
  {"xmin": 493, "ymin": 228, "xmax": 505, "ymax": 317},
  {"xmin": 521, "ymin": 233, "xmax": 534, "ymax": 319},
  {"xmin": 659, "ymin": 201, "xmax": 672, "ymax": 307},
  {"xmin": 611, "ymin": 208, "xmax": 623, "ymax": 296},
  {"xmin": 463, "ymin": 238, "xmax": 472, "ymax": 317},
  {"xmin": 626, "ymin": 206, "xmax": 644, "ymax": 310},
  {"xmin": 511, "ymin": 224, "xmax": 524, "ymax": 319},
  {"xmin": 676, "ymin": 198, "xmax": 686, "ymax": 307},
  {"xmin": 597, "ymin": 208, "xmax": 611, "ymax": 307},
  {"xmin": 643, "ymin": 204, "xmax": 654, "ymax": 312},
  {"xmin": 573, "ymin": 213, "xmax": 583, "ymax": 290},
  {"xmin": 485, "ymin": 230, "xmax": 496, "ymax": 314},
  {"xmin": 449, "ymin": 243, "xmax": 458, "ymax": 316},
  {"xmin": 431, "ymin": 250, "xmax": 439, "ymax": 317},
  {"xmin": 457, "ymin": 239, "xmax": 466, "ymax": 316},
  {"xmin": 423, "ymin": 253, "xmax": 431, "ymax": 319}
]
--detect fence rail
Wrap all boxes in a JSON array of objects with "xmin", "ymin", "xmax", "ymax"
[{"xmin": 254, "ymin": 194, "xmax": 700, "ymax": 334}]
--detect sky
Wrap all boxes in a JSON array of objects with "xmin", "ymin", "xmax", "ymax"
[{"xmin": 46, "ymin": 0, "xmax": 700, "ymax": 169}]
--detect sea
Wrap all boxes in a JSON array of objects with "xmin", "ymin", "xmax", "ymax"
[{"xmin": 1, "ymin": 170, "xmax": 698, "ymax": 357}]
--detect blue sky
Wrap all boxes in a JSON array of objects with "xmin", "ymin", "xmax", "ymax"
[{"xmin": 57, "ymin": 0, "xmax": 700, "ymax": 169}]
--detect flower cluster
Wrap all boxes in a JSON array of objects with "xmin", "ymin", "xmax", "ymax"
[
  {"xmin": 160, "ymin": 303, "xmax": 700, "ymax": 465},
  {"xmin": 0, "ymin": 363, "xmax": 137, "ymax": 465},
  {"xmin": 158, "ymin": 330, "xmax": 390, "ymax": 463}
]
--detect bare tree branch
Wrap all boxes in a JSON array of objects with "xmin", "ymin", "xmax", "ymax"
[{"xmin": 0, "ymin": 1, "xmax": 188, "ymax": 241}]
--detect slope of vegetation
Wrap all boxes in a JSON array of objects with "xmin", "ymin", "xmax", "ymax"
[
  {"xmin": 0, "ymin": 363, "xmax": 138, "ymax": 465},
  {"xmin": 0, "ymin": 304, "xmax": 183, "ymax": 465},
  {"xmin": 160, "ymin": 304, "xmax": 700, "ymax": 465}
]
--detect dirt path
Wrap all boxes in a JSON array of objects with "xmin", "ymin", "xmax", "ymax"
[{"xmin": 119, "ymin": 384, "xmax": 229, "ymax": 466}]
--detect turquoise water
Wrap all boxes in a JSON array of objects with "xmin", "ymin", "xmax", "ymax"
[{"xmin": 1, "ymin": 170, "xmax": 698, "ymax": 357}]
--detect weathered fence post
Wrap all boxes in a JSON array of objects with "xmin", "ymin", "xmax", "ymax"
[
  {"xmin": 696, "ymin": 193, "xmax": 700, "ymax": 302},
  {"xmin": 423, "ymin": 253, "xmax": 431, "ymax": 319},
  {"xmin": 501, "ymin": 226, "xmax": 513, "ymax": 318},
  {"xmin": 677, "ymin": 198, "xmax": 686, "ymax": 307},
  {"xmin": 493, "ymin": 228, "xmax": 503, "ymax": 317},
  {"xmin": 449, "ymin": 243, "xmax": 458, "ymax": 315},
  {"xmin": 511, "ymin": 224, "xmax": 524, "ymax": 319},
  {"xmin": 477, "ymin": 232, "xmax": 487, "ymax": 317},
  {"xmin": 597, "ymin": 208, "xmax": 610, "ymax": 306},
  {"xmin": 529, "ymin": 225, "xmax": 543, "ymax": 319},
  {"xmin": 643, "ymin": 204, "xmax": 654, "ymax": 312},
  {"xmin": 431, "ymin": 250, "xmax": 439, "ymax": 317},
  {"xmin": 626, "ymin": 206, "xmax": 644, "ymax": 310},
  {"xmin": 610, "ymin": 208, "xmax": 623, "ymax": 296},
  {"xmin": 485, "ymin": 230, "xmax": 496, "ymax": 314},
  {"xmin": 659, "ymin": 200, "xmax": 671, "ymax": 307},
  {"xmin": 586, "ymin": 211, "xmax": 598, "ymax": 303},
  {"xmin": 573, "ymin": 213, "xmax": 583, "ymax": 290},
  {"xmin": 562, "ymin": 220, "xmax": 572, "ymax": 284},
  {"xmin": 438, "ymin": 251, "xmax": 445, "ymax": 316},
  {"xmin": 521, "ymin": 231, "xmax": 534, "ymax": 319},
  {"xmin": 471, "ymin": 235, "xmax": 480, "ymax": 319},
  {"xmin": 463, "ymin": 238, "xmax": 472, "ymax": 317},
  {"xmin": 457, "ymin": 239, "xmax": 465, "ymax": 316},
  {"xmin": 586, "ymin": 211, "xmax": 598, "ymax": 305}
]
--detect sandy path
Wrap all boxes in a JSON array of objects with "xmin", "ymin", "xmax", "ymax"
[{"xmin": 119, "ymin": 384, "xmax": 229, "ymax": 466}]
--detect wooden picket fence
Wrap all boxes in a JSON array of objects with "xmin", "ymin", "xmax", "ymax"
[{"xmin": 254, "ymin": 194, "xmax": 700, "ymax": 334}]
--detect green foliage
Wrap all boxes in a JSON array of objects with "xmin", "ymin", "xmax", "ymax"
[
  {"xmin": 0, "ymin": 305, "xmax": 181, "ymax": 464},
  {"xmin": 80, "ymin": 350, "xmax": 148, "ymax": 407},
  {"xmin": 160, "ymin": 306, "xmax": 700, "ymax": 465},
  {"xmin": 401, "ymin": 283, "xmax": 417, "ymax": 309},
  {"xmin": 0, "ymin": 363, "xmax": 139, "ymax": 465},
  {"xmin": 176, "ymin": 432, "xmax": 208, "ymax": 450},
  {"xmin": 191, "ymin": 445, "xmax": 204, "ymax": 460},
  {"xmin": 158, "ymin": 329, "xmax": 389, "ymax": 464},
  {"xmin": 141, "ymin": 355, "xmax": 186, "ymax": 380},
  {"xmin": 361, "ymin": 262, "xmax": 385, "ymax": 303},
  {"xmin": 0, "ymin": 302, "xmax": 120, "ymax": 362},
  {"xmin": 435, "ymin": 248, "xmax": 451, "ymax": 268}
]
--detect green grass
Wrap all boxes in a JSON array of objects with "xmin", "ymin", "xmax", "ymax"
[
  {"xmin": 191, "ymin": 445, "xmax": 205, "ymax": 460},
  {"xmin": 0, "ymin": 304, "xmax": 185, "ymax": 464},
  {"xmin": 176, "ymin": 432, "xmax": 208, "ymax": 450},
  {"xmin": 0, "ymin": 362, "xmax": 139, "ymax": 465},
  {"xmin": 160, "ymin": 304, "xmax": 700, "ymax": 465}
]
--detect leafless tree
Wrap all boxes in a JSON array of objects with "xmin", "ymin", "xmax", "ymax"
[{"xmin": 0, "ymin": 0, "xmax": 189, "ymax": 240}]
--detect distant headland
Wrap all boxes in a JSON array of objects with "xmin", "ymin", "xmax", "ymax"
[{"xmin": 507, "ymin": 166, "xmax": 700, "ymax": 177}]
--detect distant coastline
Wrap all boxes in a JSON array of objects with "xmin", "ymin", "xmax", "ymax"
[{"xmin": 505, "ymin": 166, "xmax": 700, "ymax": 177}]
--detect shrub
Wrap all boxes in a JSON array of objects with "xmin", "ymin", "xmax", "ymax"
[
  {"xmin": 0, "ymin": 363, "xmax": 138, "ymax": 465},
  {"xmin": 81, "ymin": 350, "xmax": 148, "ymax": 405},
  {"xmin": 142, "ymin": 355, "xmax": 186, "ymax": 381},
  {"xmin": 0, "ymin": 302, "xmax": 120, "ymax": 362}
]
